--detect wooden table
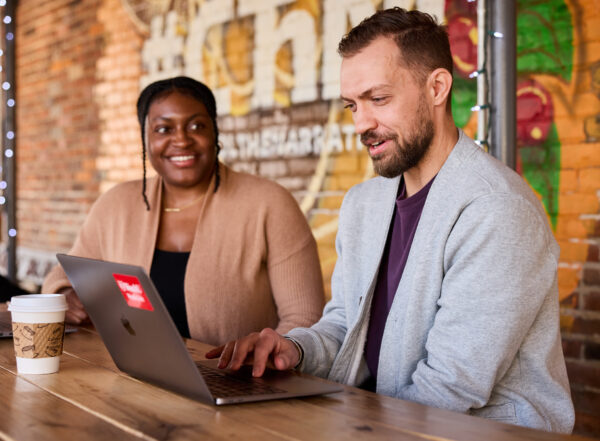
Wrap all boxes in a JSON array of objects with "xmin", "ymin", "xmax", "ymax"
[{"xmin": 0, "ymin": 327, "xmax": 593, "ymax": 441}]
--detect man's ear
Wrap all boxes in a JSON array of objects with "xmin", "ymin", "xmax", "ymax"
[{"xmin": 428, "ymin": 68, "xmax": 453, "ymax": 108}]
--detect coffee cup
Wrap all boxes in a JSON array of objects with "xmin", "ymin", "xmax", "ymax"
[{"xmin": 8, "ymin": 294, "xmax": 68, "ymax": 374}]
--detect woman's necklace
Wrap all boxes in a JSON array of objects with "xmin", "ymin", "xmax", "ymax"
[{"xmin": 163, "ymin": 194, "xmax": 204, "ymax": 213}]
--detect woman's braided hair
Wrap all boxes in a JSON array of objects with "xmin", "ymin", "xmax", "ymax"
[{"xmin": 136, "ymin": 76, "xmax": 221, "ymax": 210}]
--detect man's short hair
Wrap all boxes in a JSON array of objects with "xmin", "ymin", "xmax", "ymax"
[{"xmin": 338, "ymin": 7, "xmax": 453, "ymax": 85}]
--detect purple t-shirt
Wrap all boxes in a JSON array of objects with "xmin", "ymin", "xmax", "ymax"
[{"xmin": 364, "ymin": 176, "xmax": 435, "ymax": 381}]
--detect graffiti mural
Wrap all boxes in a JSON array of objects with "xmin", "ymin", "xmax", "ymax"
[{"xmin": 130, "ymin": 0, "xmax": 598, "ymax": 302}]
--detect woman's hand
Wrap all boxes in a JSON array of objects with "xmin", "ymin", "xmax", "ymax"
[{"xmin": 60, "ymin": 287, "xmax": 90, "ymax": 325}]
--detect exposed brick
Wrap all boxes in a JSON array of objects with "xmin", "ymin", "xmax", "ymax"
[
  {"xmin": 561, "ymin": 144, "xmax": 600, "ymax": 168},
  {"xmin": 331, "ymin": 155, "xmax": 361, "ymax": 173},
  {"xmin": 559, "ymin": 193, "xmax": 600, "ymax": 215},
  {"xmin": 573, "ymin": 412, "xmax": 600, "ymax": 439},
  {"xmin": 562, "ymin": 339, "xmax": 582, "ymax": 358},
  {"xmin": 580, "ymin": 168, "xmax": 600, "ymax": 192},
  {"xmin": 588, "ymin": 244, "xmax": 600, "ymax": 262},
  {"xmin": 288, "ymin": 157, "xmax": 319, "ymax": 176},
  {"xmin": 584, "ymin": 292, "xmax": 600, "ymax": 311},
  {"xmin": 570, "ymin": 316, "xmax": 600, "ymax": 336},
  {"xmin": 571, "ymin": 388, "xmax": 600, "ymax": 416},
  {"xmin": 560, "ymin": 291, "xmax": 579, "ymax": 308},
  {"xmin": 583, "ymin": 267, "xmax": 600, "ymax": 285},
  {"xmin": 558, "ymin": 240, "xmax": 590, "ymax": 262},
  {"xmin": 560, "ymin": 313, "xmax": 576, "ymax": 333},
  {"xmin": 258, "ymin": 160, "xmax": 288, "ymax": 179},
  {"xmin": 560, "ymin": 169, "xmax": 578, "ymax": 192},
  {"xmin": 555, "ymin": 216, "xmax": 590, "ymax": 239},
  {"xmin": 558, "ymin": 267, "xmax": 581, "ymax": 301},
  {"xmin": 584, "ymin": 342, "xmax": 600, "ymax": 361}
]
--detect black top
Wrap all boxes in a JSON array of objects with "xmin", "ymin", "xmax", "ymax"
[
  {"xmin": 0, "ymin": 275, "xmax": 29, "ymax": 302},
  {"xmin": 149, "ymin": 249, "xmax": 191, "ymax": 338}
]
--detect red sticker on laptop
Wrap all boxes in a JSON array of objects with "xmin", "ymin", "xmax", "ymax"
[{"xmin": 112, "ymin": 273, "xmax": 154, "ymax": 311}]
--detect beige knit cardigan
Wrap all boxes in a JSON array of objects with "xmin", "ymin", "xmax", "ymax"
[{"xmin": 42, "ymin": 165, "xmax": 325, "ymax": 346}]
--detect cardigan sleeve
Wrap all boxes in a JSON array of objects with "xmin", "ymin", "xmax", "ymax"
[
  {"xmin": 286, "ymin": 185, "xmax": 356, "ymax": 379},
  {"xmin": 263, "ymin": 185, "xmax": 325, "ymax": 334}
]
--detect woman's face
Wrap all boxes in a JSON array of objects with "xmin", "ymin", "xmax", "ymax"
[{"xmin": 146, "ymin": 91, "xmax": 216, "ymax": 190}]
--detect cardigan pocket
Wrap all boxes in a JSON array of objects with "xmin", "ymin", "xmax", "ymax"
[{"xmin": 469, "ymin": 402, "xmax": 517, "ymax": 424}]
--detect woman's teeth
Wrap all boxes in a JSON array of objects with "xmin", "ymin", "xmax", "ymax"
[{"xmin": 170, "ymin": 155, "xmax": 194, "ymax": 162}]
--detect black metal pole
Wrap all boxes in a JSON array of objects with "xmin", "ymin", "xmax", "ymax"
[
  {"xmin": 489, "ymin": 0, "xmax": 517, "ymax": 169},
  {"xmin": 4, "ymin": 0, "xmax": 17, "ymax": 282}
]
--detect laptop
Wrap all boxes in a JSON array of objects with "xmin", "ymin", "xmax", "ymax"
[
  {"xmin": 0, "ymin": 310, "xmax": 78, "ymax": 338},
  {"xmin": 56, "ymin": 253, "xmax": 343, "ymax": 405}
]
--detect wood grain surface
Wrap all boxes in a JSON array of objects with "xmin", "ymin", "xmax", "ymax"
[{"xmin": 0, "ymin": 327, "xmax": 594, "ymax": 441}]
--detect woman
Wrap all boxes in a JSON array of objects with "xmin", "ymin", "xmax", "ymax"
[{"xmin": 43, "ymin": 76, "xmax": 324, "ymax": 345}]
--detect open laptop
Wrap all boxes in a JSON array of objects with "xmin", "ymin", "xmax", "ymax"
[
  {"xmin": 0, "ymin": 311, "xmax": 78, "ymax": 338},
  {"xmin": 56, "ymin": 253, "xmax": 342, "ymax": 405}
]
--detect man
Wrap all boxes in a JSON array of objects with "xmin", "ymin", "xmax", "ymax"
[{"xmin": 207, "ymin": 7, "xmax": 574, "ymax": 433}]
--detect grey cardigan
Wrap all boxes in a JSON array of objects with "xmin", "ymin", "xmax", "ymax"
[{"xmin": 288, "ymin": 130, "xmax": 574, "ymax": 433}]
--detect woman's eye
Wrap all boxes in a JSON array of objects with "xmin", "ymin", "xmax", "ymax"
[
  {"xmin": 154, "ymin": 126, "xmax": 169, "ymax": 134},
  {"xmin": 190, "ymin": 122, "xmax": 205, "ymax": 131}
]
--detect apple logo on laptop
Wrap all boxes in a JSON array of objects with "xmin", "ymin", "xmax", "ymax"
[{"xmin": 120, "ymin": 316, "xmax": 136, "ymax": 336}]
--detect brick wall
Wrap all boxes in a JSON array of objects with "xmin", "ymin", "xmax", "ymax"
[
  {"xmin": 15, "ymin": 0, "xmax": 104, "ymax": 248},
  {"xmin": 3, "ymin": 0, "xmax": 600, "ymax": 437},
  {"xmin": 11, "ymin": 0, "xmax": 104, "ymax": 280}
]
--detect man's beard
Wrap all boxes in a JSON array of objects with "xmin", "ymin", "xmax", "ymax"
[{"xmin": 361, "ymin": 102, "xmax": 434, "ymax": 178}]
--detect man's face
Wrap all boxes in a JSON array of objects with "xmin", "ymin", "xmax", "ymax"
[{"xmin": 340, "ymin": 37, "xmax": 434, "ymax": 178}]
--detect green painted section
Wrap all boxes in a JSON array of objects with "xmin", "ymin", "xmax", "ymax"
[
  {"xmin": 516, "ymin": 0, "xmax": 573, "ymax": 230},
  {"xmin": 517, "ymin": 0, "xmax": 573, "ymax": 82},
  {"xmin": 451, "ymin": 75, "xmax": 477, "ymax": 129},
  {"xmin": 447, "ymin": 0, "xmax": 573, "ymax": 230},
  {"xmin": 519, "ymin": 123, "xmax": 561, "ymax": 229}
]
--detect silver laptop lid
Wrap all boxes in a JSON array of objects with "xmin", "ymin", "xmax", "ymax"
[
  {"xmin": 56, "ymin": 253, "xmax": 215, "ymax": 404},
  {"xmin": 57, "ymin": 253, "xmax": 342, "ymax": 405}
]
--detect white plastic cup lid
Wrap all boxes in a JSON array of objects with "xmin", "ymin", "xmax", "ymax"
[{"xmin": 8, "ymin": 294, "xmax": 68, "ymax": 313}]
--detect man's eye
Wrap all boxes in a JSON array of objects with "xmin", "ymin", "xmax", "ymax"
[
  {"xmin": 343, "ymin": 103, "xmax": 356, "ymax": 111},
  {"xmin": 373, "ymin": 96, "xmax": 389, "ymax": 104}
]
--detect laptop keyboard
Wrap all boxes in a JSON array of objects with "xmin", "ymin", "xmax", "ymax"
[{"xmin": 196, "ymin": 363, "xmax": 286, "ymax": 397}]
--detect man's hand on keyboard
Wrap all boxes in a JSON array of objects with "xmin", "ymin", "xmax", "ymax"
[{"xmin": 205, "ymin": 328, "xmax": 300, "ymax": 377}]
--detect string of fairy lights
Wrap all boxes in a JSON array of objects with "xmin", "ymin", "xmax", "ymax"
[
  {"xmin": 467, "ymin": 0, "xmax": 495, "ymax": 151},
  {"xmin": 466, "ymin": 0, "xmax": 516, "ymax": 168},
  {"xmin": 0, "ymin": 0, "xmax": 17, "ymax": 280}
]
